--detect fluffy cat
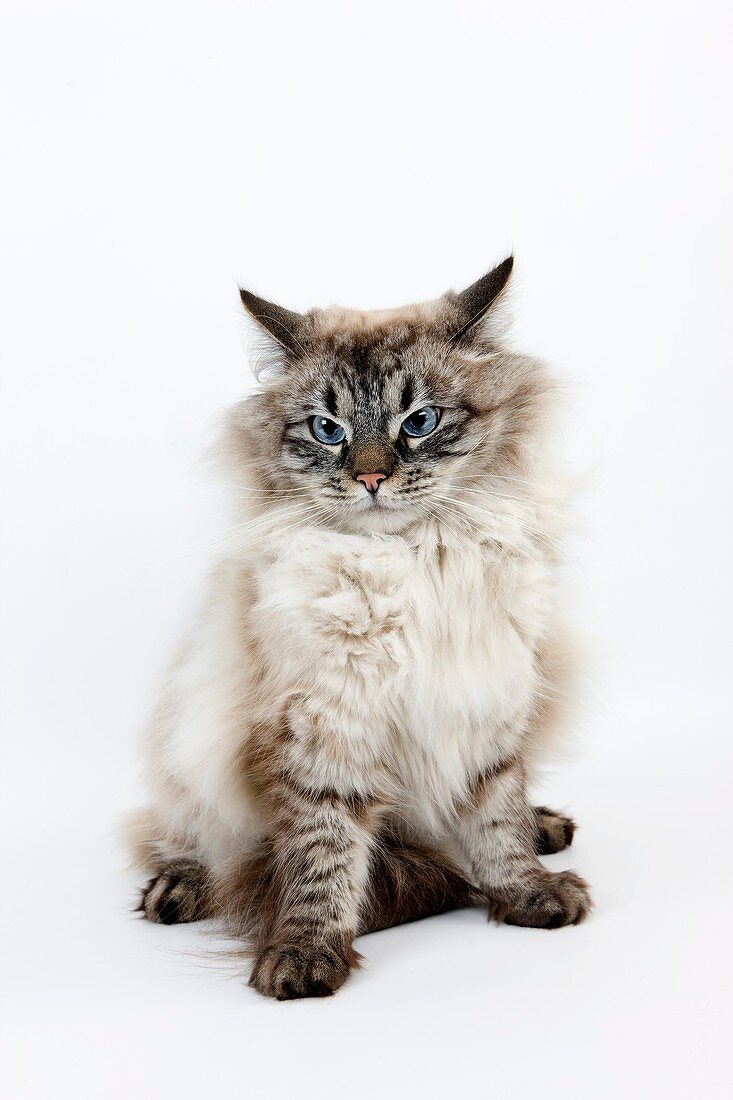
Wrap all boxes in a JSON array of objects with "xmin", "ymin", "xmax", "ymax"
[{"xmin": 125, "ymin": 257, "xmax": 591, "ymax": 999}]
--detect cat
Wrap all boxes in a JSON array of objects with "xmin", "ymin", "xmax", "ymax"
[{"xmin": 124, "ymin": 256, "xmax": 591, "ymax": 1000}]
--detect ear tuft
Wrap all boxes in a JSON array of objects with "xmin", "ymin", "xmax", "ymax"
[
  {"xmin": 239, "ymin": 287, "xmax": 305, "ymax": 355},
  {"xmin": 449, "ymin": 256, "xmax": 514, "ymax": 343}
]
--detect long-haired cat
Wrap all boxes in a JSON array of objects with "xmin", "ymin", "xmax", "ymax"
[{"xmin": 125, "ymin": 257, "xmax": 591, "ymax": 999}]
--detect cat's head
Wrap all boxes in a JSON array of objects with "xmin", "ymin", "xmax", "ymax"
[{"xmin": 228, "ymin": 258, "xmax": 555, "ymax": 535}]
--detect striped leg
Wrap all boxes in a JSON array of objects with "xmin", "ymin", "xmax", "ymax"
[
  {"xmin": 456, "ymin": 760, "xmax": 591, "ymax": 929},
  {"xmin": 249, "ymin": 783, "xmax": 378, "ymax": 1000}
]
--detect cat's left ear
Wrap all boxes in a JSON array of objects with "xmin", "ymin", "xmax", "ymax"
[
  {"xmin": 446, "ymin": 256, "xmax": 514, "ymax": 344},
  {"xmin": 239, "ymin": 287, "xmax": 306, "ymax": 356}
]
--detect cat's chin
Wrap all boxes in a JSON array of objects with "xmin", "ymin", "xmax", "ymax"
[{"xmin": 335, "ymin": 500, "xmax": 420, "ymax": 536}]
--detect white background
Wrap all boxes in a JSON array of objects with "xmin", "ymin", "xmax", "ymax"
[{"xmin": 1, "ymin": 1, "xmax": 731, "ymax": 1097}]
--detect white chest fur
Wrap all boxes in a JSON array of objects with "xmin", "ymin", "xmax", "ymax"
[{"xmin": 253, "ymin": 523, "xmax": 552, "ymax": 822}]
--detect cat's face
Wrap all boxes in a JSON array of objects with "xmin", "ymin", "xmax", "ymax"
[
  {"xmin": 234, "ymin": 259, "xmax": 551, "ymax": 534},
  {"xmin": 264, "ymin": 322, "xmax": 489, "ymax": 534}
]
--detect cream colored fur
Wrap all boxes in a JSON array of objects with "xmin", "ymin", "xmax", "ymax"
[{"xmin": 127, "ymin": 461, "xmax": 579, "ymax": 874}]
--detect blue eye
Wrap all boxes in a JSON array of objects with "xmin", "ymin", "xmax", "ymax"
[
  {"xmin": 310, "ymin": 415, "xmax": 346, "ymax": 445},
  {"xmin": 401, "ymin": 406, "xmax": 440, "ymax": 438}
]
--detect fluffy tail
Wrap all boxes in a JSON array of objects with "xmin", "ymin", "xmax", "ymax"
[
  {"xmin": 215, "ymin": 835, "xmax": 479, "ymax": 948},
  {"xmin": 359, "ymin": 837, "xmax": 480, "ymax": 933}
]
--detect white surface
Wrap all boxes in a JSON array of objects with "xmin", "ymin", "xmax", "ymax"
[{"xmin": 1, "ymin": 1, "xmax": 731, "ymax": 1097}]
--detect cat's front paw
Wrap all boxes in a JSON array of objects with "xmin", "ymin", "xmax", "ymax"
[
  {"xmin": 249, "ymin": 941, "xmax": 358, "ymax": 1000},
  {"xmin": 498, "ymin": 870, "xmax": 591, "ymax": 929}
]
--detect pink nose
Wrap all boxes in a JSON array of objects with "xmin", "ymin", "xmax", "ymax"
[{"xmin": 356, "ymin": 471, "xmax": 387, "ymax": 494}]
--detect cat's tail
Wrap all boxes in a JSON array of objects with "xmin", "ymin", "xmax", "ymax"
[
  {"xmin": 216, "ymin": 834, "xmax": 480, "ymax": 946},
  {"xmin": 358, "ymin": 836, "xmax": 481, "ymax": 933}
]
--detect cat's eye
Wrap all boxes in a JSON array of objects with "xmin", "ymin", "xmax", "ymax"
[
  {"xmin": 401, "ymin": 406, "xmax": 440, "ymax": 438},
  {"xmin": 309, "ymin": 415, "xmax": 346, "ymax": 445}
]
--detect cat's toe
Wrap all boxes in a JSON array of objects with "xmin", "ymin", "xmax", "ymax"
[
  {"xmin": 249, "ymin": 942, "xmax": 356, "ymax": 1000},
  {"xmin": 534, "ymin": 806, "xmax": 576, "ymax": 855},
  {"xmin": 138, "ymin": 861, "xmax": 208, "ymax": 924},
  {"xmin": 500, "ymin": 870, "xmax": 591, "ymax": 929}
]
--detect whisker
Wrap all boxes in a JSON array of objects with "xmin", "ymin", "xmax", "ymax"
[
  {"xmin": 225, "ymin": 482, "xmax": 310, "ymax": 496},
  {"xmin": 416, "ymin": 501, "xmax": 466, "ymax": 544},
  {"xmin": 452, "ymin": 426, "xmax": 495, "ymax": 465},
  {"xmin": 128, "ymin": 502, "xmax": 321, "ymax": 575},
  {"xmin": 201, "ymin": 502, "xmax": 329, "ymax": 556},
  {"xmin": 444, "ymin": 483, "xmax": 576, "ymax": 528},
  {"xmin": 432, "ymin": 493, "xmax": 567, "ymax": 557}
]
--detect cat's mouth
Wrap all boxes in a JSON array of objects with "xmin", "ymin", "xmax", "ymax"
[
  {"xmin": 315, "ymin": 483, "xmax": 424, "ymax": 531},
  {"xmin": 350, "ymin": 482, "xmax": 430, "ymax": 514},
  {"xmin": 347, "ymin": 488, "xmax": 421, "ymax": 529},
  {"xmin": 354, "ymin": 490, "xmax": 394, "ymax": 512}
]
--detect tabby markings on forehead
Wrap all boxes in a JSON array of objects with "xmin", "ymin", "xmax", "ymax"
[{"xmin": 323, "ymin": 386, "xmax": 338, "ymax": 417}]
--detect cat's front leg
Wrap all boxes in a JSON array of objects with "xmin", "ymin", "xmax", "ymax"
[
  {"xmin": 455, "ymin": 758, "xmax": 591, "ymax": 929},
  {"xmin": 249, "ymin": 778, "xmax": 379, "ymax": 1000}
]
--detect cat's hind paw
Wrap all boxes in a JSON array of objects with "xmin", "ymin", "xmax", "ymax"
[
  {"xmin": 138, "ymin": 860, "xmax": 209, "ymax": 925},
  {"xmin": 533, "ymin": 805, "xmax": 576, "ymax": 855}
]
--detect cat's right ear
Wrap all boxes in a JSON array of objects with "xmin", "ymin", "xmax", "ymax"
[
  {"xmin": 446, "ymin": 256, "xmax": 514, "ymax": 345},
  {"xmin": 239, "ymin": 288, "xmax": 305, "ymax": 356}
]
